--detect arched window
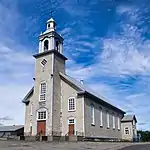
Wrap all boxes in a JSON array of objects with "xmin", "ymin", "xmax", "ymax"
[
  {"xmin": 90, "ymin": 104, "xmax": 95, "ymax": 125},
  {"xmin": 44, "ymin": 40, "xmax": 49, "ymax": 51},
  {"xmin": 56, "ymin": 41, "xmax": 59, "ymax": 51}
]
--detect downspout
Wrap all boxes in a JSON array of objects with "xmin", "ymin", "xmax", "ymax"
[{"xmin": 51, "ymin": 53, "xmax": 54, "ymax": 136}]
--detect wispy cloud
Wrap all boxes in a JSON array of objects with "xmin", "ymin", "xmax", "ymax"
[
  {"xmin": 0, "ymin": 0, "xmax": 34, "ymax": 125},
  {"xmin": 64, "ymin": 1, "xmax": 150, "ymax": 130},
  {"xmin": 1, "ymin": 0, "xmax": 150, "ymax": 130},
  {"xmin": 0, "ymin": 116, "xmax": 13, "ymax": 121}
]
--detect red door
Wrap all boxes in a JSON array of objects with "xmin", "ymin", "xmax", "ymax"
[
  {"xmin": 37, "ymin": 120, "xmax": 46, "ymax": 136},
  {"xmin": 68, "ymin": 124, "xmax": 74, "ymax": 136}
]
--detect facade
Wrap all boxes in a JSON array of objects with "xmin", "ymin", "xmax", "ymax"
[
  {"xmin": 22, "ymin": 18, "xmax": 137, "ymax": 141},
  {"xmin": 121, "ymin": 115, "xmax": 137, "ymax": 141}
]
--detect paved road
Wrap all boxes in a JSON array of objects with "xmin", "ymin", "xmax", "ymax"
[{"xmin": 119, "ymin": 144, "xmax": 150, "ymax": 150}]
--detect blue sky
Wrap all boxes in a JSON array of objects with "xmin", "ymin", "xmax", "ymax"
[{"xmin": 0, "ymin": 0, "xmax": 150, "ymax": 130}]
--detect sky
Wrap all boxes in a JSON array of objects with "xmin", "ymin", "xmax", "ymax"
[{"xmin": 0, "ymin": 0, "xmax": 150, "ymax": 130}]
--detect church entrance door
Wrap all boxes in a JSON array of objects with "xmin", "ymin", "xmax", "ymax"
[
  {"xmin": 37, "ymin": 120, "xmax": 46, "ymax": 136},
  {"xmin": 68, "ymin": 119, "xmax": 75, "ymax": 136},
  {"xmin": 69, "ymin": 124, "xmax": 74, "ymax": 136}
]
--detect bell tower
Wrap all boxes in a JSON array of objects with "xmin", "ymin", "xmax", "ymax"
[
  {"xmin": 39, "ymin": 18, "xmax": 63, "ymax": 54},
  {"xmin": 32, "ymin": 18, "xmax": 67, "ymax": 136}
]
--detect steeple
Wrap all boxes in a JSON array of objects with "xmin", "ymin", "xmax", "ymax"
[
  {"xmin": 38, "ymin": 18, "xmax": 64, "ymax": 54},
  {"xmin": 46, "ymin": 18, "xmax": 56, "ymax": 32}
]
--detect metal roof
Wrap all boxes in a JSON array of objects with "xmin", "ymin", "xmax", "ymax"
[
  {"xmin": 22, "ymin": 87, "xmax": 34, "ymax": 103},
  {"xmin": 121, "ymin": 115, "xmax": 137, "ymax": 123},
  {"xmin": 47, "ymin": 18, "xmax": 55, "ymax": 23},
  {"xmin": 60, "ymin": 72, "xmax": 125, "ymax": 114},
  {"xmin": 0, "ymin": 125, "xmax": 24, "ymax": 132},
  {"xmin": 22, "ymin": 71, "xmax": 125, "ymax": 114}
]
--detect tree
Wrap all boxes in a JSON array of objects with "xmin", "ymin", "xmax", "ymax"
[{"xmin": 137, "ymin": 130, "xmax": 150, "ymax": 142}]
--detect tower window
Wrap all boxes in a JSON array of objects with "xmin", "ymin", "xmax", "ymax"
[
  {"xmin": 48, "ymin": 24, "xmax": 50, "ymax": 28},
  {"xmin": 41, "ymin": 59, "xmax": 47, "ymax": 66},
  {"xmin": 38, "ymin": 111, "xmax": 46, "ymax": 120},
  {"xmin": 56, "ymin": 41, "xmax": 59, "ymax": 51},
  {"xmin": 68, "ymin": 97, "xmax": 75, "ymax": 111},
  {"xmin": 44, "ymin": 40, "xmax": 49, "ymax": 51},
  {"xmin": 40, "ymin": 82, "xmax": 46, "ymax": 101}
]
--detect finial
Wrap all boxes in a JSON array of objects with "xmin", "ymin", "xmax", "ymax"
[{"xmin": 50, "ymin": 10, "xmax": 53, "ymax": 18}]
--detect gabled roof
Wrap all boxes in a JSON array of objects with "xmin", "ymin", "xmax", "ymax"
[
  {"xmin": 22, "ymin": 72, "xmax": 125, "ymax": 114},
  {"xmin": 121, "ymin": 115, "xmax": 137, "ymax": 123},
  {"xmin": 60, "ymin": 72, "xmax": 125, "ymax": 114},
  {"xmin": 22, "ymin": 87, "xmax": 34, "ymax": 103},
  {"xmin": 47, "ymin": 18, "xmax": 55, "ymax": 23},
  {"xmin": 0, "ymin": 125, "xmax": 24, "ymax": 132}
]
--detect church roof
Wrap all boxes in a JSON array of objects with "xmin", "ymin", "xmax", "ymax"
[
  {"xmin": 22, "ymin": 87, "xmax": 34, "ymax": 103},
  {"xmin": 47, "ymin": 18, "xmax": 55, "ymax": 23},
  {"xmin": 22, "ymin": 72, "xmax": 125, "ymax": 114},
  {"xmin": 121, "ymin": 115, "xmax": 137, "ymax": 123},
  {"xmin": 60, "ymin": 72, "xmax": 125, "ymax": 114}
]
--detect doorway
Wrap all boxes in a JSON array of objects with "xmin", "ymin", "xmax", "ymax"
[
  {"xmin": 68, "ymin": 119, "xmax": 75, "ymax": 136},
  {"xmin": 37, "ymin": 120, "xmax": 46, "ymax": 136}
]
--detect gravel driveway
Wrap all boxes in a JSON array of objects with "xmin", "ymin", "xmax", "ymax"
[{"xmin": 0, "ymin": 140, "xmax": 149, "ymax": 150}]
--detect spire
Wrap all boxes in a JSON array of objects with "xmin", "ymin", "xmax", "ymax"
[{"xmin": 46, "ymin": 17, "xmax": 56, "ymax": 32}]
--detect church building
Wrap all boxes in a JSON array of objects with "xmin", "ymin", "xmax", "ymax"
[{"xmin": 22, "ymin": 18, "xmax": 137, "ymax": 141}]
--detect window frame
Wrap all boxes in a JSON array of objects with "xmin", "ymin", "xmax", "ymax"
[
  {"xmin": 91, "ymin": 104, "xmax": 95, "ymax": 126},
  {"xmin": 107, "ymin": 111, "xmax": 110, "ymax": 129},
  {"xmin": 68, "ymin": 119, "xmax": 75, "ymax": 124},
  {"xmin": 30, "ymin": 103, "xmax": 33, "ymax": 116},
  {"xmin": 112, "ymin": 113, "xmax": 115, "ymax": 129},
  {"xmin": 68, "ymin": 97, "xmax": 76, "ymax": 112},
  {"xmin": 117, "ymin": 116, "xmax": 121, "ymax": 130},
  {"xmin": 67, "ymin": 117, "xmax": 76, "ymax": 135},
  {"xmin": 43, "ymin": 39, "xmax": 49, "ymax": 51},
  {"xmin": 125, "ymin": 127, "xmax": 130, "ymax": 135},
  {"xmin": 41, "ymin": 59, "xmax": 47, "ymax": 67},
  {"xmin": 39, "ymin": 82, "xmax": 47, "ymax": 102},
  {"xmin": 99, "ymin": 107, "xmax": 103, "ymax": 127},
  {"xmin": 37, "ymin": 110, "xmax": 47, "ymax": 121}
]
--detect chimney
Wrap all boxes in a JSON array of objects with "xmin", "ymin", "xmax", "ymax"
[{"xmin": 80, "ymin": 80, "xmax": 84, "ymax": 84}]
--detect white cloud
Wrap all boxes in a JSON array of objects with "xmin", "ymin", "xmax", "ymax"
[
  {"xmin": 0, "ymin": 1, "xmax": 34, "ymax": 125},
  {"xmin": 0, "ymin": 84, "xmax": 32, "ymax": 125},
  {"xmin": 125, "ymin": 93, "xmax": 145, "ymax": 100},
  {"xmin": 65, "ymin": 2, "xmax": 150, "ymax": 130}
]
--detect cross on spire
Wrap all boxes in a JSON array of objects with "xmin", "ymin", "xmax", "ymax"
[{"xmin": 50, "ymin": 10, "xmax": 53, "ymax": 18}]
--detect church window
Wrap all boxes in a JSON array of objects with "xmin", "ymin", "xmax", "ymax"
[
  {"xmin": 30, "ymin": 103, "xmax": 33, "ymax": 116},
  {"xmin": 41, "ymin": 59, "xmax": 47, "ymax": 66},
  {"xmin": 107, "ymin": 111, "xmax": 110, "ymax": 128},
  {"xmin": 30, "ymin": 126, "xmax": 32, "ymax": 135},
  {"xmin": 40, "ymin": 82, "xmax": 46, "ymax": 101},
  {"xmin": 41, "ymin": 59, "xmax": 47, "ymax": 72},
  {"xmin": 48, "ymin": 24, "xmax": 50, "ymax": 28},
  {"xmin": 56, "ymin": 41, "xmax": 59, "ymax": 51},
  {"xmin": 113, "ymin": 113, "xmax": 115, "ymax": 129},
  {"xmin": 125, "ymin": 127, "xmax": 129, "ymax": 134},
  {"xmin": 44, "ymin": 40, "xmax": 49, "ymax": 51},
  {"xmin": 91, "ymin": 104, "xmax": 95, "ymax": 125},
  {"xmin": 68, "ymin": 97, "xmax": 75, "ymax": 111},
  {"xmin": 69, "ymin": 119, "xmax": 74, "ymax": 124},
  {"xmin": 117, "ymin": 116, "xmax": 121, "ymax": 130},
  {"xmin": 38, "ymin": 111, "xmax": 46, "ymax": 120},
  {"xmin": 100, "ymin": 107, "xmax": 103, "ymax": 127}
]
